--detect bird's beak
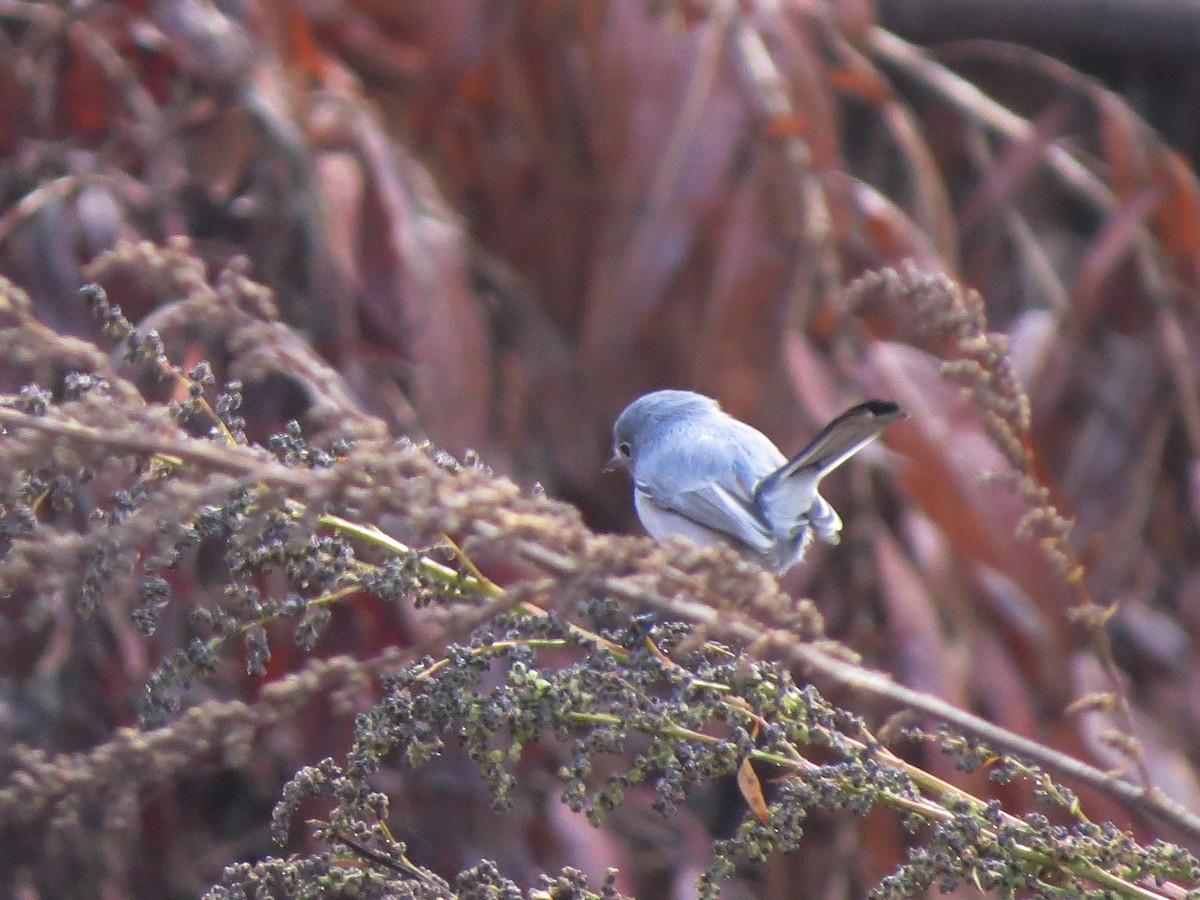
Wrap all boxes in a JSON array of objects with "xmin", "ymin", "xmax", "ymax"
[{"xmin": 603, "ymin": 454, "xmax": 626, "ymax": 473}]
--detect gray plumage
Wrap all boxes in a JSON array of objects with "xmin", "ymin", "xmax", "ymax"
[{"xmin": 610, "ymin": 390, "xmax": 905, "ymax": 573}]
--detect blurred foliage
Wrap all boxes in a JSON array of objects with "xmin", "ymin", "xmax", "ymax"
[{"xmin": 4, "ymin": 0, "xmax": 1200, "ymax": 898}]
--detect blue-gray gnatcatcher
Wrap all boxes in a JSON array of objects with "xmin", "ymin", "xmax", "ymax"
[{"xmin": 609, "ymin": 390, "xmax": 906, "ymax": 573}]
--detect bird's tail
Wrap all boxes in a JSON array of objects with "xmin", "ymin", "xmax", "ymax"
[{"xmin": 754, "ymin": 400, "xmax": 906, "ymax": 541}]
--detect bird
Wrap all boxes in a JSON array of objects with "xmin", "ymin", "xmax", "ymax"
[{"xmin": 608, "ymin": 390, "xmax": 906, "ymax": 573}]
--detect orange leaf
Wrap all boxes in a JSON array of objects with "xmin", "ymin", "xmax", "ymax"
[
  {"xmin": 1152, "ymin": 151, "xmax": 1200, "ymax": 272},
  {"xmin": 762, "ymin": 113, "xmax": 810, "ymax": 140},
  {"xmin": 283, "ymin": 0, "xmax": 328, "ymax": 82},
  {"xmin": 737, "ymin": 758, "xmax": 771, "ymax": 826},
  {"xmin": 828, "ymin": 64, "xmax": 891, "ymax": 104}
]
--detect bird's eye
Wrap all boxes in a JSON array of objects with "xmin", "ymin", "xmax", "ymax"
[{"xmin": 617, "ymin": 442, "xmax": 632, "ymax": 457}]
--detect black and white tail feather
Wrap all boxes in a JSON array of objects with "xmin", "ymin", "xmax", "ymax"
[{"xmin": 755, "ymin": 399, "xmax": 907, "ymax": 548}]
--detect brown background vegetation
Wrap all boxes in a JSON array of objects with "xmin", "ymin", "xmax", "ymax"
[{"xmin": 5, "ymin": 0, "xmax": 1200, "ymax": 896}]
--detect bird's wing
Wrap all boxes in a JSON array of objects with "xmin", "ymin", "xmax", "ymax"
[
  {"xmin": 755, "ymin": 400, "xmax": 906, "ymax": 527},
  {"xmin": 635, "ymin": 480, "xmax": 776, "ymax": 554},
  {"xmin": 634, "ymin": 424, "xmax": 783, "ymax": 554}
]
